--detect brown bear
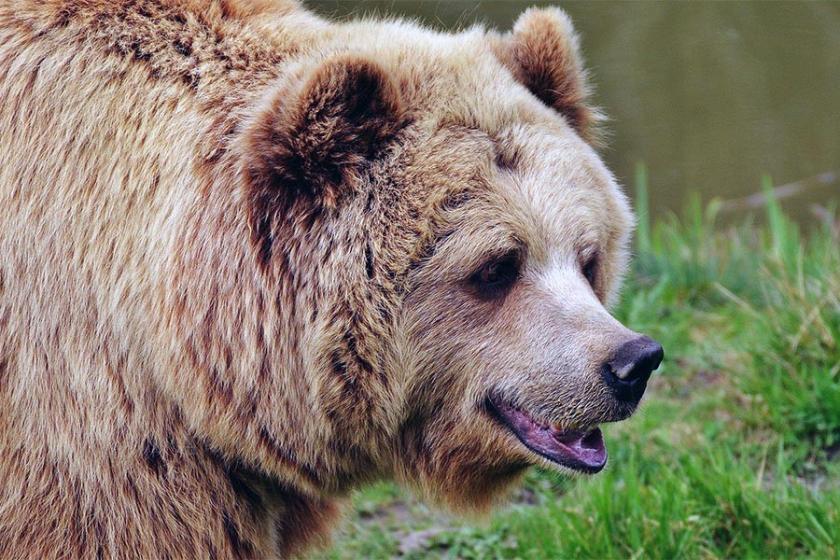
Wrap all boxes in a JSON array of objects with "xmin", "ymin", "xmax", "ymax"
[{"xmin": 0, "ymin": 1, "xmax": 663, "ymax": 558}]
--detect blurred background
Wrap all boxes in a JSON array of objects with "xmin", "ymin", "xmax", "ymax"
[
  {"xmin": 305, "ymin": 2, "xmax": 840, "ymax": 559},
  {"xmin": 310, "ymin": 0, "xmax": 840, "ymax": 220}
]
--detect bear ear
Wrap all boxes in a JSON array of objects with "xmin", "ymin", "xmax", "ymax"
[
  {"xmin": 494, "ymin": 8, "xmax": 600, "ymax": 142},
  {"xmin": 241, "ymin": 54, "xmax": 406, "ymax": 213}
]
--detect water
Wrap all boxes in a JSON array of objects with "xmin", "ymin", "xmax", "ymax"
[{"xmin": 307, "ymin": 1, "xmax": 840, "ymax": 220}]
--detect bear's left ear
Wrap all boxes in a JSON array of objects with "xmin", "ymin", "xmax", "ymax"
[
  {"xmin": 241, "ymin": 54, "xmax": 406, "ymax": 214},
  {"xmin": 492, "ymin": 8, "xmax": 600, "ymax": 142}
]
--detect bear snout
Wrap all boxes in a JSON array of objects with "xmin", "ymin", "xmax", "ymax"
[{"xmin": 600, "ymin": 336, "xmax": 664, "ymax": 403}]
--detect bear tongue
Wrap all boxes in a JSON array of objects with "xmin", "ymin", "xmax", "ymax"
[
  {"xmin": 552, "ymin": 428, "xmax": 607, "ymax": 471},
  {"xmin": 490, "ymin": 400, "xmax": 607, "ymax": 473}
]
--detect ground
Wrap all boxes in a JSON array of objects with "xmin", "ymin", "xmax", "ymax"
[{"xmin": 318, "ymin": 175, "xmax": 840, "ymax": 559}]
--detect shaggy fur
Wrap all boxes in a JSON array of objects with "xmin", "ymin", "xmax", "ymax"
[{"xmin": 0, "ymin": 1, "xmax": 647, "ymax": 558}]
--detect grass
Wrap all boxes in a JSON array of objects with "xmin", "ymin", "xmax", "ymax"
[{"xmin": 317, "ymin": 173, "xmax": 840, "ymax": 559}]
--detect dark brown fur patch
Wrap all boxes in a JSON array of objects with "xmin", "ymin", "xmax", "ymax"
[
  {"xmin": 172, "ymin": 37, "xmax": 192, "ymax": 57},
  {"xmin": 273, "ymin": 484, "xmax": 341, "ymax": 558},
  {"xmin": 257, "ymin": 426, "xmax": 322, "ymax": 487},
  {"xmin": 492, "ymin": 138, "xmax": 521, "ymax": 171},
  {"xmin": 364, "ymin": 242, "xmax": 375, "ymax": 279},
  {"xmin": 343, "ymin": 328, "xmax": 374, "ymax": 376},
  {"xmin": 142, "ymin": 439, "xmax": 164, "ymax": 475},
  {"xmin": 222, "ymin": 509, "xmax": 255, "ymax": 558}
]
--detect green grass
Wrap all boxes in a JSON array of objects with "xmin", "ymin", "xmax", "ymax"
[{"xmin": 317, "ymin": 176, "xmax": 840, "ymax": 559}]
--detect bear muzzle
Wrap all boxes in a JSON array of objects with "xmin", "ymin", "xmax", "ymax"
[{"xmin": 484, "ymin": 335, "xmax": 663, "ymax": 474}]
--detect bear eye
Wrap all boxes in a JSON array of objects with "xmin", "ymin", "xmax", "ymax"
[
  {"xmin": 470, "ymin": 251, "xmax": 521, "ymax": 299},
  {"xmin": 582, "ymin": 251, "xmax": 599, "ymax": 288}
]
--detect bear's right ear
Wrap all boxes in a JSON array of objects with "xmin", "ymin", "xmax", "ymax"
[{"xmin": 240, "ymin": 54, "xmax": 406, "ymax": 216}]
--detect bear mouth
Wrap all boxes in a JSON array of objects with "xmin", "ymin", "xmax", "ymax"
[{"xmin": 486, "ymin": 396, "xmax": 607, "ymax": 474}]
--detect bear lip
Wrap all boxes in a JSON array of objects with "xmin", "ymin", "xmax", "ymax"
[{"xmin": 486, "ymin": 396, "xmax": 607, "ymax": 474}]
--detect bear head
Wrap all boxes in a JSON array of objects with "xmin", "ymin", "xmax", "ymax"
[{"xmin": 232, "ymin": 7, "xmax": 663, "ymax": 511}]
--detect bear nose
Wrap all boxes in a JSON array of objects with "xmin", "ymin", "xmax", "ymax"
[{"xmin": 602, "ymin": 336, "xmax": 664, "ymax": 403}]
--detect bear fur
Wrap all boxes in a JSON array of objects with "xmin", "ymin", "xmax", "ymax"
[{"xmin": 0, "ymin": 1, "xmax": 651, "ymax": 558}]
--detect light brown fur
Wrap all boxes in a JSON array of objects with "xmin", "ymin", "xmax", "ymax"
[{"xmin": 0, "ymin": 1, "xmax": 649, "ymax": 558}]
